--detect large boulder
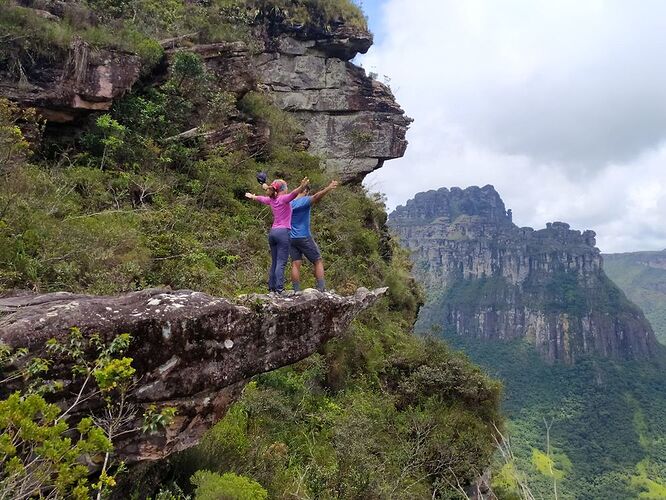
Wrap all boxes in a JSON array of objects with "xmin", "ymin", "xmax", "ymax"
[{"xmin": 0, "ymin": 287, "xmax": 386, "ymax": 462}]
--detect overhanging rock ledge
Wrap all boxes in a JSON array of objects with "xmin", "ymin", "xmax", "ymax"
[{"xmin": 0, "ymin": 287, "xmax": 386, "ymax": 463}]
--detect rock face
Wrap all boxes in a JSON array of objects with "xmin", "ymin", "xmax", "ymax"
[
  {"xmin": 175, "ymin": 23, "xmax": 411, "ymax": 182},
  {"xmin": 390, "ymin": 185, "xmax": 658, "ymax": 363},
  {"xmin": 0, "ymin": 287, "xmax": 386, "ymax": 463},
  {"xmin": 1, "ymin": 37, "xmax": 141, "ymax": 123},
  {"xmin": 255, "ymin": 27, "xmax": 411, "ymax": 182},
  {"xmin": 4, "ymin": 4, "xmax": 410, "ymax": 181}
]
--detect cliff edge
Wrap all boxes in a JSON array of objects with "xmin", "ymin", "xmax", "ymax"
[{"xmin": 390, "ymin": 185, "xmax": 658, "ymax": 363}]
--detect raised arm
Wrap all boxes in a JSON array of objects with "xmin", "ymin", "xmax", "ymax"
[
  {"xmin": 285, "ymin": 177, "xmax": 310, "ymax": 202},
  {"xmin": 311, "ymin": 180, "xmax": 339, "ymax": 205}
]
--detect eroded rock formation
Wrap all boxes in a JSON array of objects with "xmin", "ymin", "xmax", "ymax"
[
  {"xmin": 1, "ymin": 36, "xmax": 141, "ymax": 123},
  {"xmin": 255, "ymin": 27, "xmax": 411, "ymax": 182},
  {"xmin": 390, "ymin": 185, "xmax": 658, "ymax": 363},
  {"xmin": 0, "ymin": 287, "xmax": 386, "ymax": 462},
  {"xmin": 4, "ymin": 4, "xmax": 410, "ymax": 181},
  {"xmin": 172, "ymin": 22, "xmax": 411, "ymax": 182}
]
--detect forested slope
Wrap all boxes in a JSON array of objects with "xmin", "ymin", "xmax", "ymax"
[
  {"xmin": 391, "ymin": 185, "xmax": 666, "ymax": 499},
  {"xmin": 605, "ymin": 250, "xmax": 666, "ymax": 345}
]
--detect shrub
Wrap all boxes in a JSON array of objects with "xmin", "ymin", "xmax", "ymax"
[{"xmin": 190, "ymin": 471, "xmax": 268, "ymax": 500}]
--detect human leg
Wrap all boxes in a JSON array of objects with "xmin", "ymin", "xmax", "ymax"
[
  {"xmin": 273, "ymin": 228, "xmax": 291, "ymax": 292},
  {"xmin": 301, "ymin": 237, "xmax": 325, "ymax": 291},
  {"xmin": 314, "ymin": 259, "xmax": 325, "ymax": 291},
  {"xmin": 268, "ymin": 231, "xmax": 279, "ymax": 291},
  {"xmin": 289, "ymin": 239, "xmax": 305, "ymax": 291},
  {"xmin": 291, "ymin": 260, "xmax": 303, "ymax": 291}
]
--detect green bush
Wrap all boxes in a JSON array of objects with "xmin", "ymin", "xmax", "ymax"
[
  {"xmin": 0, "ymin": 3, "xmax": 163, "ymax": 69},
  {"xmin": 191, "ymin": 471, "xmax": 267, "ymax": 500}
]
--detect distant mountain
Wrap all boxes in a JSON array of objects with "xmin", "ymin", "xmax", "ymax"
[
  {"xmin": 389, "ymin": 184, "xmax": 659, "ymax": 363},
  {"xmin": 604, "ymin": 250, "xmax": 666, "ymax": 345}
]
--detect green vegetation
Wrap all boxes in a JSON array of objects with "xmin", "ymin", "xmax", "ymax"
[
  {"xmin": 0, "ymin": 0, "xmax": 366, "ymax": 82},
  {"xmin": 605, "ymin": 251, "xmax": 666, "ymax": 344},
  {"xmin": 161, "ymin": 337, "xmax": 501, "ymax": 499},
  {"xmin": 247, "ymin": 0, "xmax": 368, "ymax": 29},
  {"xmin": 0, "ymin": 1, "xmax": 164, "ymax": 70},
  {"xmin": 190, "ymin": 471, "xmax": 268, "ymax": 500},
  {"xmin": 0, "ymin": 4, "xmax": 501, "ymax": 496},
  {"xmin": 428, "ymin": 333, "xmax": 666, "ymax": 499},
  {"xmin": 0, "ymin": 329, "xmax": 165, "ymax": 499}
]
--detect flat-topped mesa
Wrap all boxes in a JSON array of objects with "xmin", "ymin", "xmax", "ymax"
[
  {"xmin": 0, "ymin": 287, "xmax": 386, "ymax": 463},
  {"xmin": 390, "ymin": 185, "xmax": 659, "ymax": 363}
]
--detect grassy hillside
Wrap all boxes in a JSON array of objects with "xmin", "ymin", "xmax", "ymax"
[{"xmin": 604, "ymin": 251, "xmax": 666, "ymax": 345}]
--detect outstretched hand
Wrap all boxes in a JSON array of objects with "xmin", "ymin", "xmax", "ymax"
[
  {"xmin": 328, "ymin": 180, "xmax": 339, "ymax": 190},
  {"xmin": 299, "ymin": 177, "xmax": 310, "ymax": 188},
  {"xmin": 245, "ymin": 192, "xmax": 255, "ymax": 200}
]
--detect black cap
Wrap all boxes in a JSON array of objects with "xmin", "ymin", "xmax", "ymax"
[{"xmin": 256, "ymin": 172, "xmax": 268, "ymax": 184}]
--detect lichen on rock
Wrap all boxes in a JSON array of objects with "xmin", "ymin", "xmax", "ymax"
[{"xmin": 0, "ymin": 287, "xmax": 386, "ymax": 463}]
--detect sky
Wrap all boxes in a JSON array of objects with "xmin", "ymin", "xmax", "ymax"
[{"xmin": 356, "ymin": 0, "xmax": 666, "ymax": 253}]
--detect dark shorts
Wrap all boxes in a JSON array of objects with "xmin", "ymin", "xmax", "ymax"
[{"xmin": 290, "ymin": 236, "xmax": 322, "ymax": 263}]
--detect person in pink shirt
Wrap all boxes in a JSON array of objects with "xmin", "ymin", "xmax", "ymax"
[{"xmin": 246, "ymin": 177, "xmax": 309, "ymax": 293}]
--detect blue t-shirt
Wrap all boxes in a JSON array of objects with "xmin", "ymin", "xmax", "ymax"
[{"xmin": 290, "ymin": 196, "xmax": 312, "ymax": 238}]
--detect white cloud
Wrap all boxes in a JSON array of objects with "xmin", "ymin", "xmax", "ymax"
[{"xmin": 360, "ymin": 0, "xmax": 666, "ymax": 252}]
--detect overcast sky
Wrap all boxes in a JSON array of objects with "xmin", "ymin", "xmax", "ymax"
[{"xmin": 358, "ymin": 0, "xmax": 666, "ymax": 253}]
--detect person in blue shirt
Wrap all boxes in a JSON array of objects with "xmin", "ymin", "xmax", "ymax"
[{"xmin": 290, "ymin": 180, "xmax": 339, "ymax": 291}]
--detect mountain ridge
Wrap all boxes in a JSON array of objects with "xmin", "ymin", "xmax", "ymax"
[
  {"xmin": 390, "ymin": 184, "xmax": 659, "ymax": 362},
  {"xmin": 604, "ymin": 249, "xmax": 666, "ymax": 344}
]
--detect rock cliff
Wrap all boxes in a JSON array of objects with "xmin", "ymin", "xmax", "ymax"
[
  {"xmin": 3, "ymin": 4, "xmax": 410, "ymax": 182},
  {"xmin": 390, "ymin": 185, "xmax": 658, "ymax": 363},
  {"xmin": 0, "ymin": 287, "xmax": 386, "ymax": 463},
  {"xmin": 0, "ymin": 36, "xmax": 142, "ymax": 123}
]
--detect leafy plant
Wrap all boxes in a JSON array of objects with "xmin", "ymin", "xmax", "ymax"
[{"xmin": 0, "ymin": 329, "xmax": 140, "ymax": 499}]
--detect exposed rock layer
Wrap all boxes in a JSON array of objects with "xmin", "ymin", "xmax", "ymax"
[
  {"xmin": 4, "ymin": 5, "xmax": 410, "ymax": 181},
  {"xmin": 174, "ymin": 25, "xmax": 411, "ymax": 182},
  {"xmin": 1, "ymin": 37, "xmax": 141, "ymax": 123},
  {"xmin": 390, "ymin": 185, "xmax": 658, "ymax": 363},
  {"xmin": 0, "ymin": 287, "xmax": 386, "ymax": 462}
]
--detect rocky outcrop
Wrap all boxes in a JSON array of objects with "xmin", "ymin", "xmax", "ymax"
[
  {"xmin": 0, "ymin": 287, "xmax": 386, "ymax": 463},
  {"xmin": 390, "ymin": 185, "xmax": 658, "ymax": 363},
  {"xmin": 173, "ymin": 23, "xmax": 411, "ymax": 182},
  {"xmin": 1, "ymin": 36, "xmax": 141, "ymax": 123},
  {"xmin": 3, "ymin": 2, "xmax": 410, "ymax": 181},
  {"xmin": 255, "ymin": 30, "xmax": 411, "ymax": 182}
]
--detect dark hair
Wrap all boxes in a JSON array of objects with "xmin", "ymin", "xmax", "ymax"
[
  {"xmin": 266, "ymin": 185, "xmax": 278, "ymax": 199},
  {"xmin": 303, "ymin": 184, "xmax": 311, "ymax": 194}
]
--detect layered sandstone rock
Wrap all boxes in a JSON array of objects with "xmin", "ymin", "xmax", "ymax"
[
  {"xmin": 0, "ymin": 287, "xmax": 386, "ymax": 463},
  {"xmin": 173, "ymin": 23, "xmax": 411, "ymax": 182},
  {"xmin": 1, "ymin": 36, "xmax": 141, "ymax": 123},
  {"xmin": 390, "ymin": 185, "xmax": 658, "ymax": 363},
  {"xmin": 4, "ymin": 4, "xmax": 410, "ymax": 181},
  {"xmin": 255, "ymin": 30, "xmax": 411, "ymax": 182}
]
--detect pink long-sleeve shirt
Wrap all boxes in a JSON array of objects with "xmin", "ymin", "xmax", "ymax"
[{"xmin": 255, "ymin": 191, "xmax": 299, "ymax": 229}]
